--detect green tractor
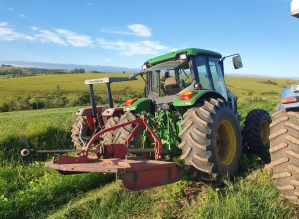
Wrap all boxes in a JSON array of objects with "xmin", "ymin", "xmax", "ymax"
[
  {"xmin": 100, "ymin": 48, "xmax": 271, "ymax": 181},
  {"xmin": 21, "ymin": 48, "xmax": 271, "ymax": 189}
]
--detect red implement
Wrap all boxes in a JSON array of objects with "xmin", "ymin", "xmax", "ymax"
[
  {"xmin": 45, "ymin": 155, "xmax": 183, "ymax": 190},
  {"xmin": 22, "ymin": 114, "xmax": 183, "ymax": 190}
]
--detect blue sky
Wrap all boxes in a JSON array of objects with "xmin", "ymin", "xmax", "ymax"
[{"xmin": 0, "ymin": 0, "xmax": 298, "ymax": 78}]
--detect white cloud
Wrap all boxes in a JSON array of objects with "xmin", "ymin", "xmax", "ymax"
[
  {"xmin": 33, "ymin": 28, "xmax": 93, "ymax": 47},
  {"xmin": 86, "ymin": 2, "xmax": 92, "ymax": 5},
  {"xmin": 127, "ymin": 24, "xmax": 151, "ymax": 37},
  {"xmin": 0, "ymin": 22, "xmax": 8, "ymax": 26},
  {"xmin": 7, "ymin": 8, "xmax": 13, "ymax": 11},
  {"xmin": 0, "ymin": 23, "xmax": 35, "ymax": 41},
  {"xmin": 55, "ymin": 29, "xmax": 93, "ymax": 47},
  {"xmin": 142, "ymin": 41, "xmax": 167, "ymax": 50},
  {"xmin": 35, "ymin": 30, "xmax": 67, "ymax": 45},
  {"xmin": 97, "ymin": 38, "xmax": 168, "ymax": 56},
  {"xmin": 20, "ymin": 14, "xmax": 26, "ymax": 18},
  {"xmin": 101, "ymin": 24, "xmax": 152, "ymax": 38},
  {"xmin": 0, "ymin": 23, "xmax": 94, "ymax": 47},
  {"xmin": 105, "ymin": 58, "xmax": 110, "ymax": 62},
  {"xmin": 31, "ymin": 26, "xmax": 38, "ymax": 31}
]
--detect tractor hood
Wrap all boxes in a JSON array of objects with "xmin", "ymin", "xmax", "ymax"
[{"xmin": 129, "ymin": 60, "xmax": 187, "ymax": 79}]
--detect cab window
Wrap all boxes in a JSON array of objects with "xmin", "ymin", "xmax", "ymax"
[
  {"xmin": 208, "ymin": 57, "xmax": 227, "ymax": 100},
  {"xmin": 195, "ymin": 56, "xmax": 211, "ymax": 89},
  {"xmin": 150, "ymin": 71, "xmax": 160, "ymax": 95}
]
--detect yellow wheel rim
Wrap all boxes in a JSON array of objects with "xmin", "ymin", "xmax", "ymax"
[
  {"xmin": 261, "ymin": 120, "xmax": 270, "ymax": 144},
  {"xmin": 216, "ymin": 120, "xmax": 237, "ymax": 166}
]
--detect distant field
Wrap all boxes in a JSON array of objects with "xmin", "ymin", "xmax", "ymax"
[
  {"xmin": 1, "ymin": 73, "xmax": 298, "ymax": 104},
  {"xmin": 0, "ymin": 72, "xmax": 144, "ymax": 104},
  {"xmin": 225, "ymin": 76, "xmax": 298, "ymax": 98}
]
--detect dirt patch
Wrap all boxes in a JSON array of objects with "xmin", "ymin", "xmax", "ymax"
[{"xmin": 183, "ymin": 182, "xmax": 206, "ymax": 203}]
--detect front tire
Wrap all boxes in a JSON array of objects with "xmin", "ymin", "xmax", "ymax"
[
  {"xmin": 179, "ymin": 98, "xmax": 242, "ymax": 179},
  {"xmin": 269, "ymin": 108, "xmax": 299, "ymax": 204}
]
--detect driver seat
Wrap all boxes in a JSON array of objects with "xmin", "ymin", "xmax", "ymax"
[{"xmin": 164, "ymin": 77, "xmax": 180, "ymax": 95}]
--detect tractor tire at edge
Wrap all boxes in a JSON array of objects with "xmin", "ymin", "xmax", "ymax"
[{"xmin": 269, "ymin": 108, "xmax": 299, "ymax": 204}]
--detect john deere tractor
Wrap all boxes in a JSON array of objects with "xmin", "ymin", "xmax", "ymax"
[
  {"xmin": 98, "ymin": 48, "xmax": 271, "ymax": 181},
  {"xmin": 21, "ymin": 48, "xmax": 271, "ymax": 189}
]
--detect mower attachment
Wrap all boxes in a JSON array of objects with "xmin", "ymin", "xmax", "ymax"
[
  {"xmin": 45, "ymin": 155, "xmax": 184, "ymax": 190},
  {"xmin": 20, "ymin": 115, "xmax": 184, "ymax": 190}
]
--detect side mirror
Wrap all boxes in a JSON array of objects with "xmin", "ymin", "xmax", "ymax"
[{"xmin": 232, "ymin": 55, "xmax": 243, "ymax": 69}]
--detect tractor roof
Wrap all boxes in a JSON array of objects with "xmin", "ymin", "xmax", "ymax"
[{"xmin": 145, "ymin": 48, "xmax": 222, "ymax": 65}]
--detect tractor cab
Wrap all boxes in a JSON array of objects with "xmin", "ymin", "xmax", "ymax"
[{"xmin": 129, "ymin": 48, "xmax": 242, "ymax": 115}]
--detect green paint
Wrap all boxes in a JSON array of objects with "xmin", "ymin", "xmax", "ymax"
[
  {"xmin": 173, "ymin": 90, "xmax": 225, "ymax": 116},
  {"xmin": 123, "ymin": 98, "xmax": 152, "ymax": 113},
  {"xmin": 173, "ymin": 90, "xmax": 222, "ymax": 107}
]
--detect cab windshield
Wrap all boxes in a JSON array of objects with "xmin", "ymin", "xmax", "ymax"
[{"xmin": 150, "ymin": 61, "xmax": 194, "ymax": 96}]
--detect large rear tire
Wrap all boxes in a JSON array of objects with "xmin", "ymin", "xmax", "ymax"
[
  {"xmin": 269, "ymin": 108, "xmax": 299, "ymax": 204},
  {"xmin": 178, "ymin": 98, "xmax": 242, "ymax": 179},
  {"xmin": 71, "ymin": 116, "xmax": 91, "ymax": 149},
  {"xmin": 242, "ymin": 109, "xmax": 271, "ymax": 154},
  {"xmin": 112, "ymin": 112, "xmax": 145, "ymax": 148},
  {"xmin": 101, "ymin": 116, "xmax": 120, "ymax": 144}
]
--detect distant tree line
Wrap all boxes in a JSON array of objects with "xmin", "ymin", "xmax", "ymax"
[
  {"xmin": 0, "ymin": 67, "xmax": 89, "ymax": 77},
  {"xmin": 1, "ymin": 64, "xmax": 13, "ymax": 67},
  {"xmin": 69, "ymin": 68, "xmax": 85, "ymax": 73},
  {"xmin": 259, "ymin": 80, "xmax": 277, "ymax": 85}
]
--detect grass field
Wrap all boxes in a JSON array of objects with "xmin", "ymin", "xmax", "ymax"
[
  {"xmin": 1, "ymin": 72, "xmax": 298, "ymax": 109},
  {"xmin": 1, "ymin": 74, "xmax": 299, "ymax": 218},
  {"xmin": 0, "ymin": 73, "xmax": 144, "ymax": 103}
]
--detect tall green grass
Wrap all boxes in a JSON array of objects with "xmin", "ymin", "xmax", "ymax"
[
  {"xmin": 0, "ymin": 107, "xmax": 115, "ymax": 219},
  {"xmin": 0, "ymin": 108, "xmax": 78, "ymax": 164},
  {"xmin": 0, "ymin": 163, "xmax": 114, "ymax": 219},
  {"xmin": 46, "ymin": 170, "xmax": 298, "ymax": 219}
]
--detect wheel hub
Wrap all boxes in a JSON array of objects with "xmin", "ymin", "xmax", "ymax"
[{"xmin": 217, "ymin": 120, "xmax": 237, "ymax": 166}]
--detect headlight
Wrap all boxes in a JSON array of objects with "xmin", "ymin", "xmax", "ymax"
[
  {"xmin": 141, "ymin": 64, "xmax": 147, "ymax": 70},
  {"xmin": 179, "ymin": 53, "xmax": 187, "ymax": 60}
]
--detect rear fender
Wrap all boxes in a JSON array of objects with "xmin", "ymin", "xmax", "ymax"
[
  {"xmin": 123, "ymin": 98, "xmax": 153, "ymax": 114},
  {"xmin": 173, "ymin": 90, "xmax": 224, "ymax": 116}
]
